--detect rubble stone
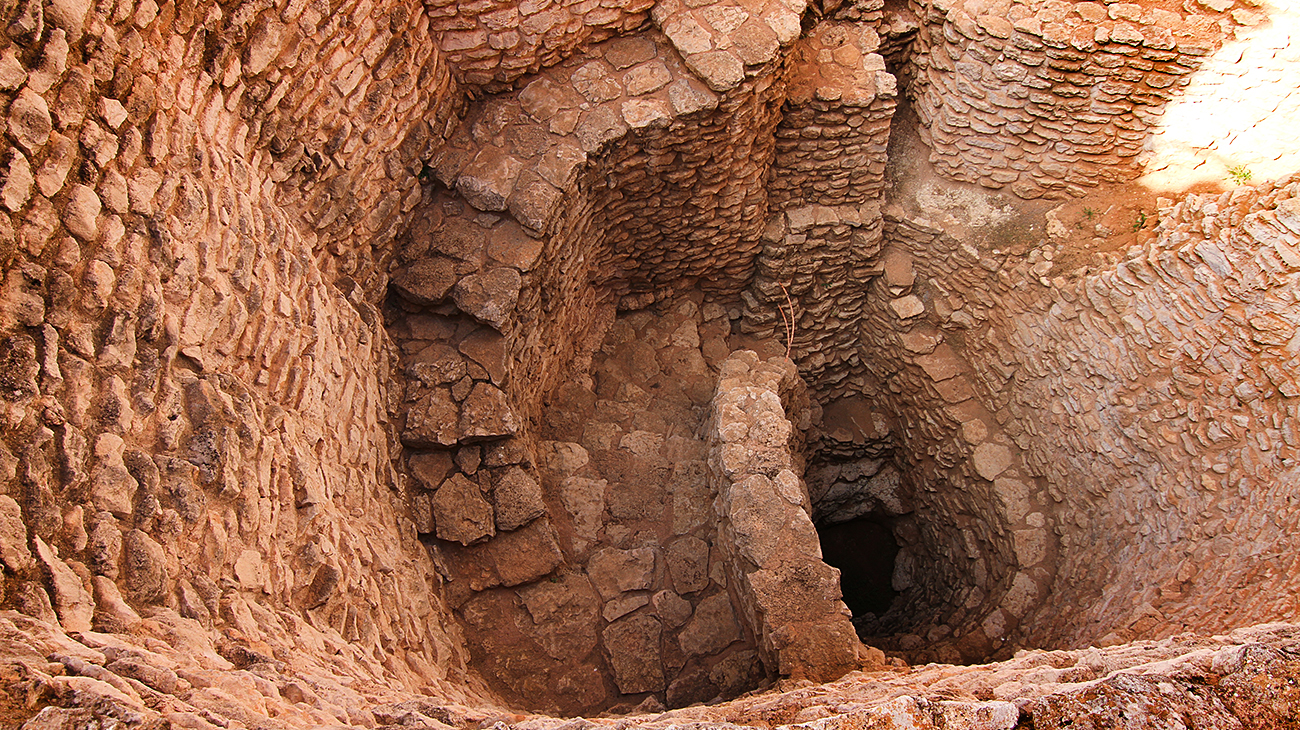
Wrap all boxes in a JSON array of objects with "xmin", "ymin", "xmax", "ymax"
[{"xmin": 433, "ymin": 474, "xmax": 496, "ymax": 545}]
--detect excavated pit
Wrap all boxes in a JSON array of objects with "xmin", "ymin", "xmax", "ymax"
[{"xmin": 2, "ymin": 0, "xmax": 1300, "ymax": 726}]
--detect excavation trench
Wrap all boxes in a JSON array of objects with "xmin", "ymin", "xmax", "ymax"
[
  {"xmin": 388, "ymin": 94, "xmax": 1044, "ymax": 718},
  {"xmin": 381, "ymin": 0, "xmax": 1298, "ymax": 714},
  {"xmin": 3, "ymin": 0, "xmax": 1299, "ymax": 725}
]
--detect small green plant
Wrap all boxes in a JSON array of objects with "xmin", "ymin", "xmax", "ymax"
[
  {"xmin": 1227, "ymin": 165, "xmax": 1253, "ymax": 184},
  {"xmin": 1083, "ymin": 207, "xmax": 1096, "ymax": 220},
  {"xmin": 1132, "ymin": 211, "xmax": 1148, "ymax": 232}
]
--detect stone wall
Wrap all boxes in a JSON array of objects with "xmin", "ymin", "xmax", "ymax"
[
  {"xmin": 707, "ymin": 350, "xmax": 867, "ymax": 682},
  {"xmin": 385, "ymin": 294, "xmax": 777, "ymax": 713},
  {"xmin": 0, "ymin": 0, "xmax": 478, "ymax": 709},
  {"xmin": 742, "ymin": 21, "xmax": 896, "ymax": 394},
  {"xmin": 425, "ymin": 0, "xmax": 656, "ymax": 87},
  {"xmin": 988, "ymin": 176, "xmax": 1300, "ymax": 649},
  {"xmin": 904, "ymin": 0, "xmax": 1238, "ymax": 198},
  {"xmin": 4, "ymin": 0, "xmax": 1300, "ymax": 724},
  {"xmin": 841, "ymin": 167, "xmax": 1300, "ymax": 661}
]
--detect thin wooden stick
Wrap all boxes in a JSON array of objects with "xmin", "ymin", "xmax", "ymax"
[{"xmin": 779, "ymin": 283, "xmax": 795, "ymax": 360}]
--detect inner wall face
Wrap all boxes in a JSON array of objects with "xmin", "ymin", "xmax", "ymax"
[
  {"xmin": 391, "ymin": 0, "xmax": 1300, "ymax": 709},
  {"xmin": 3, "ymin": 0, "xmax": 1300, "ymax": 724}
]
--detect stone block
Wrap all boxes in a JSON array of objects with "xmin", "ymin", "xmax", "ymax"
[
  {"xmin": 8, "ymin": 87, "xmax": 52, "ymax": 154},
  {"xmin": 666, "ymin": 535, "xmax": 710, "ymax": 594},
  {"xmin": 667, "ymin": 78, "xmax": 719, "ymax": 116},
  {"xmin": 686, "ymin": 50, "xmax": 744, "ymax": 92},
  {"xmin": 392, "ymin": 258, "xmax": 459, "ymax": 305},
  {"xmin": 457, "ymin": 149, "xmax": 523, "ymax": 212},
  {"xmin": 889, "ymin": 295, "xmax": 925, "ymax": 318},
  {"xmin": 403, "ymin": 388, "xmax": 462, "ymax": 447},
  {"xmin": 432, "ymin": 473, "xmax": 495, "ymax": 546},
  {"xmin": 622, "ymin": 98, "xmax": 671, "ymax": 129},
  {"xmin": 0, "ymin": 495, "xmax": 33, "ymax": 573},
  {"xmin": 34, "ymin": 536, "xmax": 92, "ymax": 632},
  {"xmin": 603, "ymin": 614, "xmax": 665, "ymax": 693},
  {"xmin": 602, "ymin": 592, "xmax": 650, "ymax": 621},
  {"xmin": 459, "ymin": 328, "xmax": 510, "ymax": 385},
  {"xmin": 972, "ymin": 443, "xmax": 1013, "ymax": 480},
  {"xmin": 587, "ymin": 546, "xmax": 655, "ymax": 599},
  {"xmin": 623, "ymin": 62, "xmax": 670, "ymax": 96},
  {"xmin": 677, "ymin": 592, "xmax": 741, "ymax": 656},
  {"xmin": 1, "ymin": 150, "xmax": 32, "ymax": 213},
  {"xmin": 491, "ymin": 466, "xmax": 546, "ymax": 531},
  {"xmin": 507, "ymin": 170, "xmax": 562, "ymax": 233},
  {"xmin": 575, "ymin": 105, "xmax": 629, "ymax": 153},
  {"xmin": 458, "ymin": 382, "xmax": 520, "ymax": 440},
  {"xmin": 652, "ymin": 589, "xmax": 692, "ymax": 628},
  {"xmin": 452, "ymin": 267, "xmax": 521, "ymax": 331},
  {"xmin": 605, "ymin": 37, "xmax": 657, "ymax": 69},
  {"xmin": 517, "ymin": 571, "xmax": 601, "ymax": 661},
  {"xmin": 571, "ymin": 61, "xmax": 623, "ymax": 103},
  {"xmin": 62, "ymin": 184, "xmax": 100, "ymax": 241},
  {"xmin": 490, "ymin": 518, "xmax": 562, "ymax": 586},
  {"xmin": 663, "ymin": 17, "xmax": 712, "ymax": 55}
]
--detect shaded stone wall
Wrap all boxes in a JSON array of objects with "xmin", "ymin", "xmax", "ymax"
[
  {"xmin": 842, "ymin": 173, "xmax": 1300, "ymax": 662},
  {"xmin": 4, "ymin": 0, "xmax": 1300, "ymax": 723},
  {"xmin": 742, "ymin": 21, "xmax": 896, "ymax": 395},
  {"xmin": 381, "ymin": 10, "xmax": 810, "ymax": 708},
  {"xmin": 987, "ymin": 177, "xmax": 1300, "ymax": 649}
]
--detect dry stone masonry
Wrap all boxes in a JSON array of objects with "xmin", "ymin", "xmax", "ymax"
[
  {"xmin": 707, "ymin": 351, "xmax": 877, "ymax": 682},
  {"xmin": 906, "ymin": 0, "xmax": 1233, "ymax": 198},
  {"xmin": 1, "ymin": 0, "xmax": 1300, "ymax": 726}
]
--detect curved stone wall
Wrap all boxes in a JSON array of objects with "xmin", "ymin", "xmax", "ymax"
[
  {"xmin": 904, "ymin": 0, "xmax": 1241, "ymax": 198},
  {"xmin": 2, "ymin": 0, "xmax": 1300, "ymax": 724},
  {"xmin": 0, "ymin": 0, "xmax": 479, "ymax": 710},
  {"xmin": 833, "ymin": 167, "xmax": 1300, "ymax": 662}
]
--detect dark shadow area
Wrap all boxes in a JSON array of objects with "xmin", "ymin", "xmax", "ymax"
[{"xmin": 818, "ymin": 516, "xmax": 899, "ymax": 617}]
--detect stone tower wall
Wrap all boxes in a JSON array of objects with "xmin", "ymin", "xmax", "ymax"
[{"xmin": 0, "ymin": 0, "xmax": 479, "ymax": 708}]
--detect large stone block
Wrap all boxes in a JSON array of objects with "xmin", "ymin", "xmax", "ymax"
[
  {"xmin": 433, "ymin": 474, "xmax": 496, "ymax": 546},
  {"xmin": 602, "ymin": 614, "xmax": 665, "ymax": 693}
]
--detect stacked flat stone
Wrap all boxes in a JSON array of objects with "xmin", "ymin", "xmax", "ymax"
[
  {"xmin": 743, "ymin": 202, "xmax": 886, "ymax": 394},
  {"xmin": 0, "ymin": 0, "xmax": 473, "ymax": 702},
  {"xmin": 828, "ymin": 0, "xmax": 886, "ymax": 25},
  {"xmin": 744, "ymin": 22, "xmax": 896, "ymax": 396},
  {"xmin": 415, "ymin": 23, "xmax": 808, "ymax": 439},
  {"xmin": 863, "ymin": 211, "xmax": 1045, "ymax": 655},
  {"xmin": 834, "ymin": 174, "xmax": 1300, "ymax": 664},
  {"xmin": 652, "ymin": 0, "xmax": 806, "ymax": 93},
  {"xmin": 769, "ymin": 22, "xmax": 896, "ymax": 209},
  {"xmin": 907, "ymin": 0, "xmax": 1231, "ymax": 198},
  {"xmin": 387, "ymin": 292, "xmax": 771, "ymax": 712},
  {"xmin": 707, "ymin": 351, "xmax": 869, "ymax": 682},
  {"xmin": 425, "ymin": 0, "xmax": 655, "ymax": 87}
]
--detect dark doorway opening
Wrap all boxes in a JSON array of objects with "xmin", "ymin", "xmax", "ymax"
[{"xmin": 818, "ymin": 517, "xmax": 899, "ymax": 617}]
